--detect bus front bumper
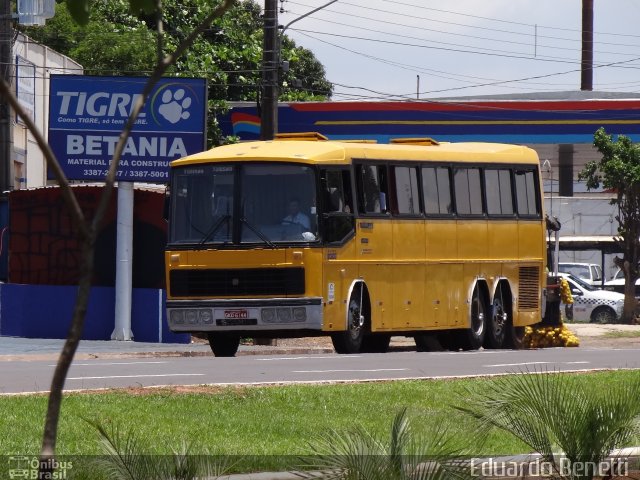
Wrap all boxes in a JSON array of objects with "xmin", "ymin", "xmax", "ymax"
[{"xmin": 166, "ymin": 298, "xmax": 323, "ymax": 332}]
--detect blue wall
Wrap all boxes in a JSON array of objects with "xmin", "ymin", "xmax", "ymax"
[
  {"xmin": 0, "ymin": 284, "xmax": 189, "ymax": 343},
  {"xmin": 0, "ymin": 198, "xmax": 7, "ymax": 282}
]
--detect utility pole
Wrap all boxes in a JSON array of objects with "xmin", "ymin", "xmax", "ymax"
[
  {"xmin": 0, "ymin": 0, "xmax": 13, "ymax": 194},
  {"xmin": 581, "ymin": 0, "xmax": 593, "ymax": 91},
  {"xmin": 260, "ymin": 0, "xmax": 278, "ymax": 140}
]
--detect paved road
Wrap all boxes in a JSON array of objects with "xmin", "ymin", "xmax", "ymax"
[{"xmin": 1, "ymin": 346, "xmax": 639, "ymax": 395}]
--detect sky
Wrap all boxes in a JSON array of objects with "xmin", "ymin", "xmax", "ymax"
[{"xmin": 278, "ymin": 0, "xmax": 640, "ymax": 101}]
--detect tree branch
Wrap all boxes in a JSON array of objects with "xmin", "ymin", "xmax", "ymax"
[
  {"xmin": 0, "ymin": 79, "xmax": 88, "ymax": 238},
  {"xmin": 38, "ymin": 0, "xmax": 237, "ymax": 472}
]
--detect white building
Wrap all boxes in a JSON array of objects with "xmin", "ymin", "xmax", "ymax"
[{"xmin": 11, "ymin": 33, "xmax": 82, "ymax": 190}]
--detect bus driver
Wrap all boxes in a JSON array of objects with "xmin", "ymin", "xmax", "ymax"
[{"xmin": 282, "ymin": 198, "xmax": 310, "ymax": 229}]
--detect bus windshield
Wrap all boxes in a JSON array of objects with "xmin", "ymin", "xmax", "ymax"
[{"xmin": 170, "ymin": 163, "xmax": 318, "ymax": 245}]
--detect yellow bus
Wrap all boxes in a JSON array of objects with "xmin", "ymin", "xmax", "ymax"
[{"xmin": 165, "ymin": 133, "xmax": 547, "ymax": 356}]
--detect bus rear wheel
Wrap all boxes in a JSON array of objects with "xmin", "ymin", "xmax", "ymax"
[
  {"xmin": 505, "ymin": 325, "xmax": 525, "ymax": 350},
  {"xmin": 456, "ymin": 288, "xmax": 487, "ymax": 350},
  {"xmin": 332, "ymin": 286, "xmax": 366, "ymax": 354},
  {"xmin": 207, "ymin": 333, "xmax": 240, "ymax": 357},
  {"xmin": 485, "ymin": 294, "xmax": 509, "ymax": 349}
]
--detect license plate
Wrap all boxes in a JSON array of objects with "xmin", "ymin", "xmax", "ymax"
[{"xmin": 224, "ymin": 309, "xmax": 249, "ymax": 319}]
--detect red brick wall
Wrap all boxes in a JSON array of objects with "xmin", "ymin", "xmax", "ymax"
[{"xmin": 9, "ymin": 186, "xmax": 167, "ymax": 288}]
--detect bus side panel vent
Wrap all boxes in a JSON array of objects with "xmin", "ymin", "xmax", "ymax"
[
  {"xmin": 518, "ymin": 266, "xmax": 540, "ymax": 310},
  {"xmin": 170, "ymin": 267, "xmax": 305, "ymax": 297}
]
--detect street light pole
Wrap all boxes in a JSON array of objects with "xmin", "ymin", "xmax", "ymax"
[
  {"xmin": 0, "ymin": 2, "xmax": 13, "ymax": 195},
  {"xmin": 260, "ymin": 0, "xmax": 337, "ymax": 141},
  {"xmin": 260, "ymin": 0, "xmax": 278, "ymax": 140}
]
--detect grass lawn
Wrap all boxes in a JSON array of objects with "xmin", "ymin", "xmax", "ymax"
[
  {"xmin": 603, "ymin": 330, "xmax": 640, "ymax": 338},
  {"xmin": 0, "ymin": 370, "xmax": 638, "ymax": 473}
]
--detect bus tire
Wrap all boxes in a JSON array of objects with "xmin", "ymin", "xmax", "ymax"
[
  {"xmin": 485, "ymin": 289, "xmax": 510, "ymax": 349},
  {"xmin": 505, "ymin": 325, "xmax": 525, "ymax": 350},
  {"xmin": 207, "ymin": 333, "xmax": 240, "ymax": 357},
  {"xmin": 361, "ymin": 334, "xmax": 391, "ymax": 353},
  {"xmin": 331, "ymin": 284, "xmax": 367, "ymax": 354},
  {"xmin": 437, "ymin": 331, "xmax": 458, "ymax": 351},
  {"xmin": 414, "ymin": 333, "xmax": 444, "ymax": 352},
  {"xmin": 457, "ymin": 287, "xmax": 487, "ymax": 350}
]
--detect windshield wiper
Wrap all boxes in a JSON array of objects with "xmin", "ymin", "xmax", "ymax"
[
  {"xmin": 240, "ymin": 217, "xmax": 276, "ymax": 248},
  {"xmin": 199, "ymin": 214, "xmax": 230, "ymax": 245}
]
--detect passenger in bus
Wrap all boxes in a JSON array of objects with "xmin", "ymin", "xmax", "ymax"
[{"xmin": 282, "ymin": 198, "xmax": 310, "ymax": 229}]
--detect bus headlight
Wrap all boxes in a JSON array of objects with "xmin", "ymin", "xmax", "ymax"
[
  {"xmin": 185, "ymin": 310, "xmax": 198, "ymax": 324},
  {"xmin": 277, "ymin": 308, "xmax": 292, "ymax": 323},
  {"xmin": 262, "ymin": 308, "xmax": 276, "ymax": 323},
  {"xmin": 292, "ymin": 307, "xmax": 307, "ymax": 322},
  {"xmin": 199, "ymin": 309, "xmax": 213, "ymax": 324},
  {"xmin": 170, "ymin": 310, "xmax": 185, "ymax": 324}
]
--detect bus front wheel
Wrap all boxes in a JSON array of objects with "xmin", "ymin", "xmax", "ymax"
[
  {"xmin": 207, "ymin": 333, "xmax": 240, "ymax": 357},
  {"xmin": 332, "ymin": 286, "xmax": 367, "ymax": 354}
]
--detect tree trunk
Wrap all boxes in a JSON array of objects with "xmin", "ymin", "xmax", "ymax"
[
  {"xmin": 0, "ymin": 2, "xmax": 240, "ymax": 478},
  {"xmin": 621, "ymin": 259, "xmax": 638, "ymax": 323}
]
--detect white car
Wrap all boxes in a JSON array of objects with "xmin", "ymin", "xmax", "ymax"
[
  {"xmin": 557, "ymin": 262, "xmax": 604, "ymax": 287},
  {"xmin": 558, "ymin": 273, "xmax": 624, "ymax": 323},
  {"xmin": 604, "ymin": 268, "xmax": 640, "ymax": 297}
]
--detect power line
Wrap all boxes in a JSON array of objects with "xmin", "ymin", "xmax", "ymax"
[
  {"xmin": 292, "ymin": 28, "xmax": 582, "ymax": 64},
  {"xmin": 294, "ymin": 31, "xmax": 577, "ymax": 91},
  {"xmin": 285, "ymin": 6, "xmax": 640, "ymax": 60}
]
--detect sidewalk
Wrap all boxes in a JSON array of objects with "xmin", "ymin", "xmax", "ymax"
[
  {"xmin": 0, "ymin": 323, "xmax": 637, "ymax": 361},
  {"xmin": 0, "ymin": 336, "xmax": 338, "ymax": 361}
]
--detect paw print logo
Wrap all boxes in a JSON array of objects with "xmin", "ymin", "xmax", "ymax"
[{"xmin": 158, "ymin": 88, "xmax": 192, "ymax": 124}]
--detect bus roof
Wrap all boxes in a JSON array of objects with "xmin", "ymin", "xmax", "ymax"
[{"xmin": 171, "ymin": 138, "xmax": 539, "ymax": 167}]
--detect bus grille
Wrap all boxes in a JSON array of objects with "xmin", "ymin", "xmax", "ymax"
[
  {"xmin": 518, "ymin": 266, "xmax": 540, "ymax": 310},
  {"xmin": 169, "ymin": 268, "xmax": 305, "ymax": 297}
]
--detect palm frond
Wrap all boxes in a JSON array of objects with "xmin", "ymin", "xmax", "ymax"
[
  {"xmin": 85, "ymin": 418, "xmax": 232, "ymax": 480},
  {"xmin": 457, "ymin": 370, "xmax": 640, "ymax": 480},
  {"xmin": 299, "ymin": 408, "xmax": 477, "ymax": 480}
]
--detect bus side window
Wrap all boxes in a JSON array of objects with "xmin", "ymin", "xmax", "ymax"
[
  {"xmin": 422, "ymin": 166, "xmax": 453, "ymax": 215},
  {"xmin": 485, "ymin": 169, "xmax": 514, "ymax": 216},
  {"xmin": 322, "ymin": 168, "xmax": 355, "ymax": 244},
  {"xmin": 323, "ymin": 169, "xmax": 348, "ymax": 212},
  {"xmin": 454, "ymin": 167, "xmax": 484, "ymax": 216},
  {"xmin": 391, "ymin": 166, "xmax": 420, "ymax": 215},
  {"xmin": 514, "ymin": 169, "xmax": 540, "ymax": 216},
  {"xmin": 357, "ymin": 164, "xmax": 388, "ymax": 214}
]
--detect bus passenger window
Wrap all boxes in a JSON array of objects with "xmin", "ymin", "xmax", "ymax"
[
  {"xmin": 392, "ymin": 166, "xmax": 420, "ymax": 215},
  {"xmin": 485, "ymin": 169, "xmax": 514, "ymax": 215},
  {"xmin": 358, "ymin": 164, "xmax": 387, "ymax": 214},
  {"xmin": 454, "ymin": 168, "xmax": 483, "ymax": 215},
  {"xmin": 422, "ymin": 167, "xmax": 452, "ymax": 215},
  {"xmin": 515, "ymin": 170, "xmax": 539, "ymax": 216}
]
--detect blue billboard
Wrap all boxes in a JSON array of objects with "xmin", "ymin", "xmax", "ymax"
[{"xmin": 48, "ymin": 75, "xmax": 207, "ymax": 182}]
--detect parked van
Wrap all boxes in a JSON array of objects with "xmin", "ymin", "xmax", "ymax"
[{"xmin": 557, "ymin": 262, "xmax": 603, "ymax": 287}]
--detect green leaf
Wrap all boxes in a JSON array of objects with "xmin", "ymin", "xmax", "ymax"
[
  {"xmin": 66, "ymin": 0, "xmax": 91, "ymax": 25},
  {"xmin": 129, "ymin": 0, "xmax": 158, "ymax": 14}
]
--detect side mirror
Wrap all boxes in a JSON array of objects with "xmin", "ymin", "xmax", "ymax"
[{"xmin": 571, "ymin": 288, "xmax": 583, "ymax": 296}]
